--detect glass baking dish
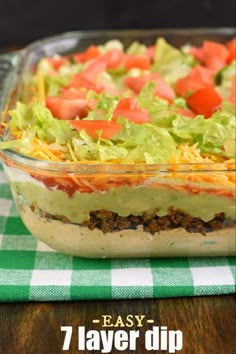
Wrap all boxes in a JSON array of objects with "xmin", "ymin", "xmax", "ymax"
[{"xmin": 0, "ymin": 29, "xmax": 235, "ymax": 258}]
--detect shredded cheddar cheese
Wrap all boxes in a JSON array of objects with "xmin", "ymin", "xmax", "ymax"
[
  {"xmin": 167, "ymin": 143, "xmax": 235, "ymax": 188},
  {"xmin": 32, "ymin": 150, "xmax": 51, "ymax": 160},
  {"xmin": 37, "ymin": 70, "xmax": 45, "ymax": 104},
  {"xmin": 67, "ymin": 143, "xmax": 78, "ymax": 162}
]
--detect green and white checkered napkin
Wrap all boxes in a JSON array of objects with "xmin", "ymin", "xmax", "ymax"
[{"xmin": 0, "ymin": 164, "xmax": 235, "ymax": 302}]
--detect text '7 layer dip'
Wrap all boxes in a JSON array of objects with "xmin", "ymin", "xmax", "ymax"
[{"xmin": 0, "ymin": 35, "xmax": 235, "ymax": 257}]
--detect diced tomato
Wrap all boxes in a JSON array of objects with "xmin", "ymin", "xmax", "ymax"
[
  {"xmin": 70, "ymin": 69, "xmax": 121, "ymax": 96},
  {"xmin": 202, "ymin": 41, "xmax": 228, "ymax": 70},
  {"xmin": 102, "ymin": 49, "xmax": 125, "ymax": 69},
  {"xmin": 228, "ymin": 95, "xmax": 236, "ymax": 105},
  {"xmin": 176, "ymin": 108, "xmax": 195, "ymax": 118},
  {"xmin": 61, "ymin": 87, "xmax": 87, "ymax": 99},
  {"xmin": 125, "ymin": 73, "xmax": 175, "ymax": 102},
  {"xmin": 83, "ymin": 45, "xmax": 100, "ymax": 61},
  {"xmin": 61, "ymin": 87, "xmax": 99, "ymax": 104},
  {"xmin": 146, "ymin": 45, "xmax": 155, "ymax": 60},
  {"xmin": 175, "ymin": 65, "xmax": 214, "ymax": 96},
  {"xmin": 113, "ymin": 97, "xmax": 150, "ymax": 123},
  {"xmin": 46, "ymin": 97, "xmax": 93, "ymax": 119},
  {"xmin": 82, "ymin": 58, "xmax": 107, "ymax": 82},
  {"xmin": 124, "ymin": 54, "xmax": 151, "ymax": 70},
  {"xmin": 189, "ymin": 46, "xmax": 204, "ymax": 62},
  {"xmin": 69, "ymin": 73, "xmax": 102, "ymax": 93},
  {"xmin": 46, "ymin": 57, "xmax": 67, "ymax": 70},
  {"xmin": 33, "ymin": 175, "xmax": 78, "ymax": 195},
  {"xmin": 125, "ymin": 75, "xmax": 149, "ymax": 94},
  {"xmin": 186, "ymin": 86, "xmax": 222, "ymax": 118},
  {"xmin": 226, "ymin": 38, "xmax": 236, "ymax": 63},
  {"xmin": 73, "ymin": 45, "xmax": 100, "ymax": 63},
  {"xmin": 70, "ymin": 120, "xmax": 122, "ymax": 139},
  {"xmin": 150, "ymin": 75, "xmax": 176, "ymax": 103}
]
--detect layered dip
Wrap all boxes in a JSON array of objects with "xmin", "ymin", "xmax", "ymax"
[{"xmin": 0, "ymin": 33, "xmax": 235, "ymax": 257}]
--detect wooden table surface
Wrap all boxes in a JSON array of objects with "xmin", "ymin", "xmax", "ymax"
[{"xmin": 0, "ymin": 294, "xmax": 235, "ymax": 354}]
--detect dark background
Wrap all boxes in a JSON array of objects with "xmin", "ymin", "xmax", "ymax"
[{"xmin": 0, "ymin": 0, "xmax": 235, "ymax": 48}]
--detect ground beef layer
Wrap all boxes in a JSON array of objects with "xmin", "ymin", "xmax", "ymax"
[
  {"xmin": 82, "ymin": 209, "xmax": 233, "ymax": 235},
  {"xmin": 30, "ymin": 203, "xmax": 234, "ymax": 235}
]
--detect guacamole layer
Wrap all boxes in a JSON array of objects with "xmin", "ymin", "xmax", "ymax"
[{"xmin": 11, "ymin": 180, "xmax": 235, "ymax": 225}]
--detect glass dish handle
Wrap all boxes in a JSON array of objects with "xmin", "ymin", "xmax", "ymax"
[{"xmin": 0, "ymin": 52, "xmax": 20, "ymax": 117}]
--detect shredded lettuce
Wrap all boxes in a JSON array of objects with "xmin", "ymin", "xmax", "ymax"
[
  {"xmin": 152, "ymin": 38, "xmax": 193, "ymax": 84},
  {"xmin": 171, "ymin": 103, "xmax": 236, "ymax": 158},
  {"xmin": 215, "ymin": 61, "xmax": 236, "ymax": 86},
  {"xmin": 9, "ymin": 101, "xmax": 75, "ymax": 145},
  {"xmin": 126, "ymin": 41, "xmax": 147, "ymax": 55},
  {"xmin": 137, "ymin": 81, "xmax": 169, "ymax": 113},
  {"xmin": 72, "ymin": 138, "xmax": 128, "ymax": 162},
  {"xmin": 97, "ymin": 71, "xmax": 126, "ymax": 94},
  {"xmin": 44, "ymin": 75, "xmax": 70, "ymax": 97},
  {"xmin": 111, "ymin": 119, "xmax": 177, "ymax": 163},
  {"xmin": 85, "ymin": 95, "xmax": 118, "ymax": 122},
  {"xmin": 0, "ymin": 129, "xmax": 37, "ymax": 154},
  {"xmin": 37, "ymin": 58, "xmax": 83, "ymax": 96},
  {"xmin": 136, "ymin": 82, "xmax": 235, "ymax": 158},
  {"xmin": 72, "ymin": 117, "xmax": 177, "ymax": 163},
  {"xmin": 1, "ymin": 93, "xmax": 234, "ymax": 163},
  {"xmin": 215, "ymin": 61, "xmax": 236, "ymax": 100},
  {"xmin": 137, "ymin": 82, "xmax": 180, "ymax": 127},
  {"xmin": 98, "ymin": 40, "xmax": 124, "ymax": 53}
]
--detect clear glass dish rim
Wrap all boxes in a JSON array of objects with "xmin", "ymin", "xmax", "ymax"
[
  {"xmin": 25, "ymin": 27, "xmax": 236, "ymax": 51},
  {"xmin": 0, "ymin": 28, "xmax": 235, "ymax": 174},
  {"xmin": 1, "ymin": 148, "xmax": 235, "ymax": 174}
]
